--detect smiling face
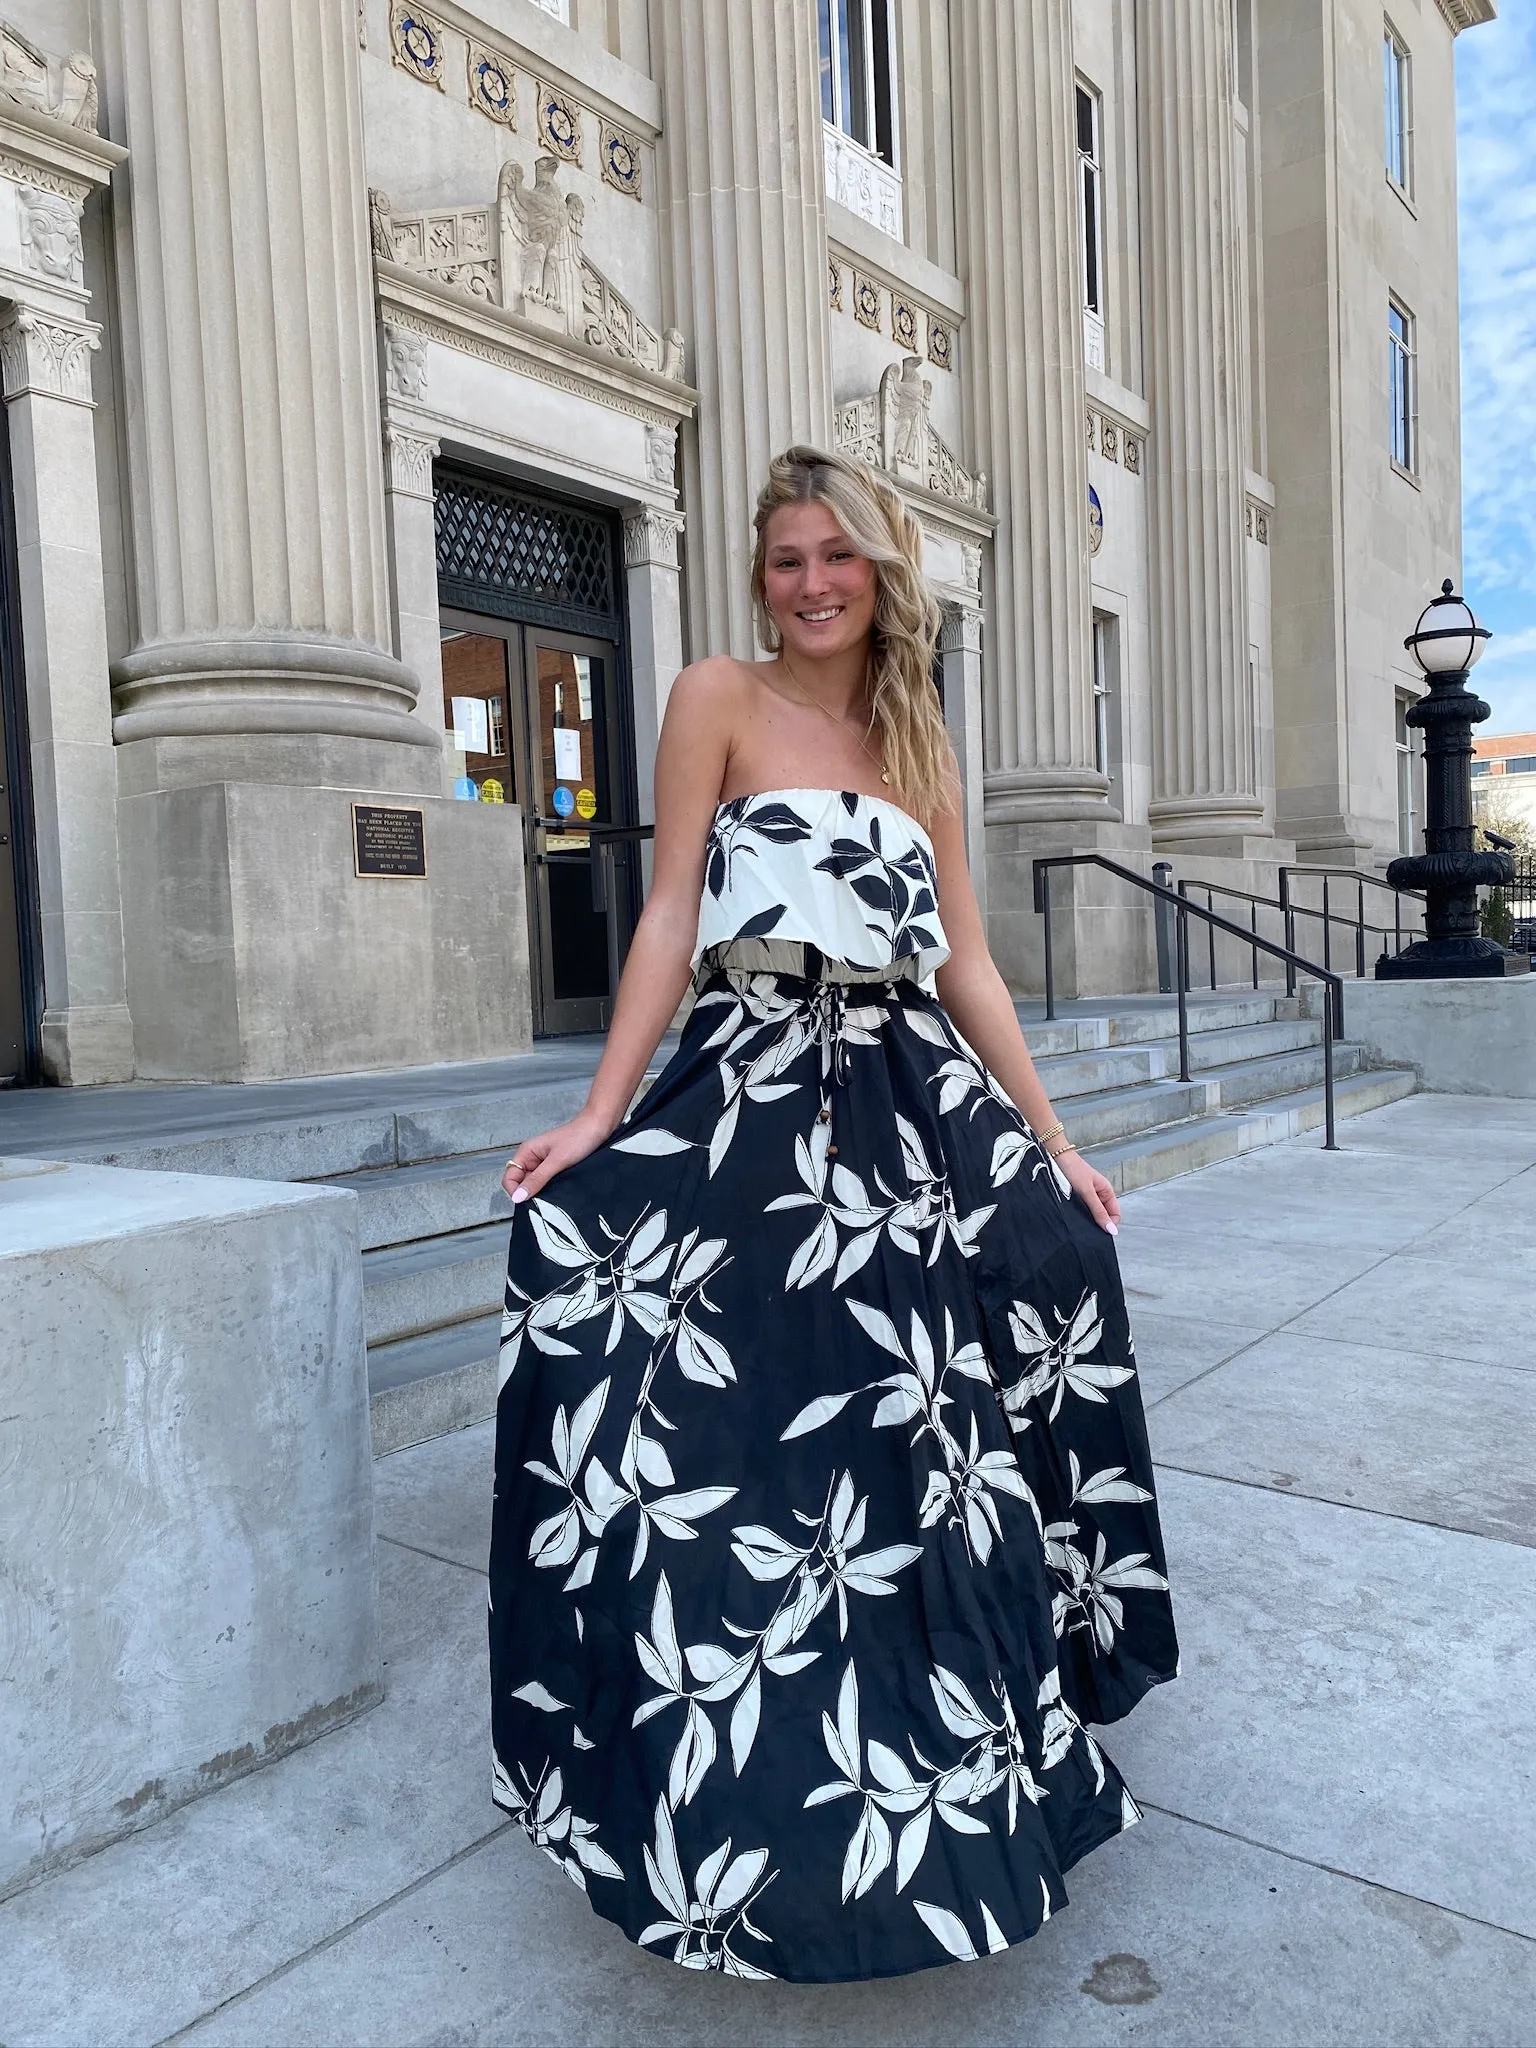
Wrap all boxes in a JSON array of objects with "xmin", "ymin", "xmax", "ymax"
[{"xmin": 760, "ymin": 501, "xmax": 878, "ymax": 667}]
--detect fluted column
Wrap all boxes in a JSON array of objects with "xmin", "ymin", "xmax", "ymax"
[
  {"xmin": 102, "ymin": 0, "xmax": 431, "ymax": 754},
  {"xmin": 1138, "ymin": 0, "xmax": 1263, "ymax": 847},
  {"xmin": 653, "ymin": 0, "xmax": 832, "ymax": 658},
  {"xmin": 951, "ymin": 0, "xmax": 1106, "ymax": 824}
]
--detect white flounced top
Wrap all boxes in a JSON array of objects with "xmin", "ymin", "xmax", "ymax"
[{"xmin": 691, "ymin": 787, "xmax": 951, "ymax": 988}]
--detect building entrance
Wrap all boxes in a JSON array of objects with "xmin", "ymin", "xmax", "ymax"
[{"xmin": 436, "ymin": 472, "xmax": 638, "ymax": 1035}]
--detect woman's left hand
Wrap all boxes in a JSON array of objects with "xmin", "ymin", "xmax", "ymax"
[{"xmin": 1054, "ymin": 1148, "xmax": 1122, "ymax": 1235}]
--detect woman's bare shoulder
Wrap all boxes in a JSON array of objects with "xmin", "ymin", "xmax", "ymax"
[{"xmin": 662, "ymin": 653, "xmax": 767, "ymax": 738}]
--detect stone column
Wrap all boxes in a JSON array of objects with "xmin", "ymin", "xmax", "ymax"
[
  {"xmin": 1137, "ymin": 0, "xmax": 1264, "ymax": 851},
  {"xmin": 939, "ymin": 600, "xmax": 987, "ymax": 912},
  {"xmin": 381, "ymin": 420, "xmax": 446, "ymax": 760},
  {"xmin": 2, "ymin": 308, "xmax": 133, "ymax": 1082},
  {"xmin": 102, "ymin": 0, "xmax": 431, "ymax": 763},
  {"xmin": 623, "ymin": 505, "xmax": 686, "ymax": 836},
  {"xmin": 950, "ymin": 0, "xmax": 1106, "ymax": 826},
  {"xmin": 652, "ymin": 0, "xmax": 833, "ymax": 659}
]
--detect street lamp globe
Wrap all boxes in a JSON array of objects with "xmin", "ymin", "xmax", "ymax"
[{"xmin": 1404, "ymin": 578, "xmax": 1490, "ymax": 676}]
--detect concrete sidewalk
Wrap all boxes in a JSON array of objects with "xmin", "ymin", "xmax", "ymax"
[{"xmin": 3, "ymin": 1092, "xmax": 1533, "ymax": 2046}]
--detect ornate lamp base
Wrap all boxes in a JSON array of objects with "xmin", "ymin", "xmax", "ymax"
[{"xmin": 1376, "ymin": 936, "xmax": 1530, "ymax": 979}]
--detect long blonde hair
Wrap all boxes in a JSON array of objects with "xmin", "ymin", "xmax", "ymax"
[{"xmin": 750, "ymin": 445, "xmax": 954, "ymax": 820}]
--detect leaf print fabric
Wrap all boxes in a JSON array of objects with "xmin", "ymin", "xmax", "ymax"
[{"xmin": 489, "ymin": 792, "xmax": 1177, "ymax": 1984}]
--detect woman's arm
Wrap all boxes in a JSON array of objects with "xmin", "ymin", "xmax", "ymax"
[
  {"xmin": 501, "ymin": 659, "xmax": 744, "ymax": 1203},
  {"xmin": 928, "ymin": 795, "xmax": 1121, "ymax": 1234}
]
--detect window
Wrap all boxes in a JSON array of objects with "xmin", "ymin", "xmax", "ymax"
[
  {"xmin": 1384, "ymin": 23, "xmax": 1413, "ymax": 194},
  {"xmin": 1092, "ymin": 612, "xmax": 1121, "ymax": 807},
  {"xmin": 819, "ymin": 0, "xmax": 897, "ymax": 167},
  {"xmin": 1388, "ymin": 299, "xmax": 1417, "ymax": 474},
  {"xmin": 1077, "ymin": 84, "xmax": 1106, "ymax": 372},
  {"xmin": 1471, "ymin": 759, "xmax": 1492, "ymax": 778},
  {"xmin": 1396, "ymin": 695, "xmax": 1418, "ymax": 855},
  {"xmin": 1506, "ymin": 756, "xmax": 1536, "ymax": 776}
]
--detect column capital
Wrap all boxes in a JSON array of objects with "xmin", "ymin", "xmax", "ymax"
[
  {"xmin": 0, "ymin": 305, "xmax": 99, "ymax": 404},
  {"xmin": 384, "ymin": 422, "xmax": 439, "ymax": 500},
  {"xmin": 939, "ymin": 601, "xmax": 983, "ymax": 658},
  {"xmin": 623, "ymin": 505, "xmax": 683, "ymax": 571}
]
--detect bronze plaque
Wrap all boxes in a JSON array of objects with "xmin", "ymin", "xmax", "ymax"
[{"xmin": 352, "ymin": 803, "xmax": 427, "ymax": 879}]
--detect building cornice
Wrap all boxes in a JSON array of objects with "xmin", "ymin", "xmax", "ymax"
[{"xmin": 1434, "ymin": 0, "xmax": 1497, "ymax": 33}]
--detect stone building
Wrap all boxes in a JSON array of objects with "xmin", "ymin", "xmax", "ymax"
[{"xmin": 0, "ymin": 0, "xmax": 1493, "ymax": 1087}]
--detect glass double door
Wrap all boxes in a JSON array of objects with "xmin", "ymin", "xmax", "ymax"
[{"xmin": 440, "ymin": 611, "xmax": 635, "ymax": 1035}]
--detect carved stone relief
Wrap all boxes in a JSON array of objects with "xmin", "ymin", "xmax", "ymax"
[
  {"xmin": 1087, "ymin": 408, "xmax": 1141, "ymax": 479},
  {"xmin": 372, "ymin": 159, "xmax": 689, "ymax": 385},
  {"xmin": 18, "ymin": 185, "xmax": 82, "ymax": 284},
  {"xmin": 0, "ymin": 22, "xmax": 98, "ymax": 131},
  {"xmin": 835, "ymin": 356, "xmax": 988, "ymax": 513},
  {"xmin": 383, "ymin": 323, "xmax": 428, "ymax": 400},
  {"xmin": 927, "ymin": 319, "xmax": 953, "ymax": 371},
  {"xmin": 644, "ymin": 420, "xmax": 677, "ymax": 485}
]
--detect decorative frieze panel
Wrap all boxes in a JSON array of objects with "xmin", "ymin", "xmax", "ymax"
[
  {"xmin": 536, "ymin": 82, "xmax": 582, "ymax": 163},
  {"xmin": 1245, "ymin": 499, "xmax": 1271, "ymax": 545},
  {"xmin": 829, "ymin": 256, "xmax": 956, "ymax": 370},
  {"xmin": 390, "ymin": 3, "xmax": 446, "ymax": 90},
  {"xmin": 0, "ymin": 306, "xmax": 98, "ymax": 403},
  {"xmin": 0, "ymin": 21, "xmax": 98, "ymax": 131},
  {"xmin": 467, "ymin": 43, "xmax": 515, "ymax": 126},
  {"xmin": 835, "ymin": 356, "xmax": 988, "ymax": 514},
  {"xmin": 643, "ymin": 420, "xmax": 677, "ymax": 484},
  {"xmin": 382, "ymin": 321, "xmax": 428, "ymax": 399},
  {"xmin": 372, "ymin": 157, "xmax": 685, "ymax": 383},
  {"xmin": 823, "ymin": 122, "xmax": 901, "ymax": 240},
  {"xmin": 384, "ymin": 7, "xmax": 652, "ymax": 198},
  {"xmin": 600, "ymin": 122, "xmax": 643, "ymax": 201},
  {"xmin": 1085, "ymin": 406, "xmax": 1144, "ymax": 479}
]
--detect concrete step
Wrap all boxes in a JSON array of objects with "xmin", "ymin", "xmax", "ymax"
[
  {"xmin": 37, "ymin": 1078, "xmax": 593, "ymax": 1183},
  {"xmin": 1088, "ymin": 1065, "xmax": 1418, "ymax": 1195},
  {"xmin": 1030, "ymin": 1016, "xmax": 1326, "ymax": 1103},
  {"xmin": 368, "ymin": 1313, "xmax": 501, "ymax": 1457},
  {"xmin": 326, "ymin": 1146, "xmax": 514, "ymax": 1251},
  {"xmin": 362, "ymin": 1062, "xmax": 1419, "ymax": 1456},
  {"xmin": 362, "ymin": 1218, "xmax": 511, "ymax": 1346}
]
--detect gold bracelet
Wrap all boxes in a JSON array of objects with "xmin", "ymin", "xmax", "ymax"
[
  {"xmin": 1035, "ymin": 1119, "xmax": 1066, "ymax": 1147},
  {"xmin": 1046, "ymin": 1139, "xmax": 1078, "ymax": 1160}
]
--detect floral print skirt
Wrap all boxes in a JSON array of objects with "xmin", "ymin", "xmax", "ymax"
[{"xmin": 489, "ymin": 962, "xmax": 1178, "ymax": 1983}]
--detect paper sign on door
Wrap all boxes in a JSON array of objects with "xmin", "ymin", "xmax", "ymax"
[{"xmin": 553, "ymin": 727, "xmax": 583, "ymax": 779}]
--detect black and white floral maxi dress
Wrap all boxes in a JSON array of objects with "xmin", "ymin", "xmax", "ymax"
[{"xmin": 489, "ymin": 788, "xmax": 1178, "ymax": 1984}]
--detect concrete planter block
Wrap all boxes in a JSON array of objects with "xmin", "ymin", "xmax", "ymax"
[
  {"xmin": 0, "ymin": 1158, "xmax": 382, "ymax": 1899},
  {"xmin": 1335, "ymin": 977, "xmax": 1536, "ymax": 1097}
]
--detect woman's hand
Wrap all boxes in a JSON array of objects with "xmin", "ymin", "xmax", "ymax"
[
  {"xmin": 502, "ymin": 1108, "xmax": 615, "ymax": 1206},
  {"xmin": 1054, "ymin": 1148, "xmax": 1122, "ymax": 1236}
]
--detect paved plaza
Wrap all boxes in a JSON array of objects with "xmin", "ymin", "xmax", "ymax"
[{"xmin": 3, "ymin": 1091, "xmax": 1533, "ymax": 2046}]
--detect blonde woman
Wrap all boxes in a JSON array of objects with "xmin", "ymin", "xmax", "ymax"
[{"xmin": 490, "ymin": 447, "xmax": 1177, "ymax": 1982}]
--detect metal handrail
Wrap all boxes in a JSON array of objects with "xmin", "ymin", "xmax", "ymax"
[
  {"xmin": 1175, "ymin": 876, "xmax": 1278, "ymax": 995},
  {"xmin": 1032, "ymin": 853, "xmax": 1345, "ymax": 1150},
  {"xmin": 1277, "ymin": 865, "xmax": 1425, "ymax": 993}
]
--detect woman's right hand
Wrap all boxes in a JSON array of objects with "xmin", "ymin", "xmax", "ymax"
[{"xmin": 502, "ymin": 1108, "xmax": 614, "ymax": 1205}]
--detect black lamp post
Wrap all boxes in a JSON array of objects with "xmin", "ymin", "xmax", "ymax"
[{"xmin": 1378, "ymin": 579, "xmax": 1523, "ymax": 979}]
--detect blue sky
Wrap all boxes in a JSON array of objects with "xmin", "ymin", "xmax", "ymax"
[{"xmin": 1458, "ymin": 5, "xmax": 1536, "ymax": 734}]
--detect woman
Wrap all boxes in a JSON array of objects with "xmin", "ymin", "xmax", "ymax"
[{"xmin": 490, "ymin": 447, "xmax": 1177, "ymax": 1983}]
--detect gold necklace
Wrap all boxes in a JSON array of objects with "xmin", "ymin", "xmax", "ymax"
[{"xmin": 775, "ymin": 658, "xmax": 890, "ymax": 784}]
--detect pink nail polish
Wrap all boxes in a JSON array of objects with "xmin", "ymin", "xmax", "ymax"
[
  {"xmin": 512, "ymin": 1186, "xmax": 529, "ymax": 1204},
  {"xmin": 1105, "ymin": 1219, "xmax": 1119, "ymax": 1237}
]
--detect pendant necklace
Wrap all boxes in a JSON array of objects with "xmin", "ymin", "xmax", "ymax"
[{"xmin": 775, "ymin": 657, "xmax": 890, "ymax": 784}]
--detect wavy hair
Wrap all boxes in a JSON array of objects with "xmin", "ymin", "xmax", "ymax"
[{"xmin": 749, "ymin": 445, "xmax": 953, "ymax": 820}]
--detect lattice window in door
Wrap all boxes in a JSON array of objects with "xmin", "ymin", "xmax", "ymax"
[{"xmin": 435, "ymin": 472, "xmax": 620, "ymax": 636}]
